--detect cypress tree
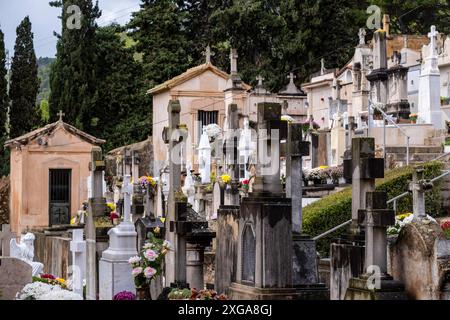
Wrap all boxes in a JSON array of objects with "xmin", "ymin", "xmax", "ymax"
[
  {"xmin": 49, "ymin": 0, "xmax": 101, "ymax": 130},
  {"xmin": 0, "ymin": 28, "xmax": 9, "ymax": 176},
  {"xmin": 9, "ymin": 16, "xmax": 40, "ymax": 139}
]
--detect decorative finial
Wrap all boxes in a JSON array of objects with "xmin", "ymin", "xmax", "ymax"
[
  {"xmin": 57, "ymin": 110, "xmax": 65, "ymax": 122},
  {"xmin": 256, "ymin": 75, "xmax": 265, "ymax": 87}
]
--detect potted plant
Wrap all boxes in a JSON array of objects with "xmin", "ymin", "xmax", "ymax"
[
  {"xmin": 129, "ymin": 232, "xmax": 172, "ymax": 300},
  {"xmin": 409, "ymin": 113, "xmax": 418, "ymax": 124}
]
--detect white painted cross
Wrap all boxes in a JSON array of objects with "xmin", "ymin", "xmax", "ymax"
[
  {"xmin": 122, "ymin": 175, "xmax": 133, "ymax": 223},
  {"xmin": 256, "ymin": 75, "xmax": 265, "ymax": 87},
  {"xmin": 70, "ymin": 228, "xmax": 86, "ymax": 296},
  {"xmin": 287, "ymin": 72, "xmax": 296, "ymax": 83},
  {"xmin": 428, "ymin": 25, "xmax": 439, "ymax": 58}
]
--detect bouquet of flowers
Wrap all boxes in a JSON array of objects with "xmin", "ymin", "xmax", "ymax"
[
  {"xmin": 33, "ymin": 274, "xmax": 67, "ymax": 290},
  {"xmin": 139, "ymin": 176, "xmax": 157, "ymax": 191},
  {"xmin": 327, "ymin": 166, "xmax": 343, "ymax": 184},
  {"xmin": 441, "ymin": 221, "xmax": 450, "ymax": 238},
  {"xmin": 168, "ymin": 288, "xmax": 227, "ymax": 300},
  {"xmin": 387, "ymin": 213, "xmax": 413, "ymax": 235},
  {"xmin": 409, "ymin": 113, "xmax": 418, "ymax": 122},
  {"xmin": 129, "ymin": 233, "xmax": 173, "ymax": 290},
  {"xmin": 220, "ymin": 174, "xmax": 231, "ymax": 185},
  {"xmin": 240, "ymin": 179, "xmax": 250, "ymax": 191},
  {"xmin": 308, "ymin": 166, "xmax": 329, "ymax": 184}
]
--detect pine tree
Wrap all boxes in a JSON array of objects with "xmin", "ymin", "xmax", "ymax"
[
  {"xmin": 9, "ymin": 16, "xmax": 40, "ymax": 139},
  {"xmin": 0, "ymin": 28, "xmax": 10, "ymax": 176},
  {"xmin": 49, "ymin": 0, "xmax": 101, "ymax": 130}
]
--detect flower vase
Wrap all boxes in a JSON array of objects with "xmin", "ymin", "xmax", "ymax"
[{"xmin": 136, "ymin": 285, "xmax": 152, "ymax": 300}]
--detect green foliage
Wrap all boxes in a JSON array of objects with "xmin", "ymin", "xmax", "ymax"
[
  {"xmin": 39, "ymin": 99, "xmax": 50, "ymax": 123},
  {"xmin": 9, "ymin": 16, "xmax": 40, "ymax": 139},
  {"xmin": 37, "ymin": 57, "xmax": 54, "ymax": 104},
  {"xmin": 0, "ymin": 28, "xmax": 9, "ymax": 177},
  {"xmin": 303, "ymin": 162, "xmax": 444, "ymax": 256}
]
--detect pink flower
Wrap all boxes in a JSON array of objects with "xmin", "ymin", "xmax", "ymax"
[
  {"xmin": 144, "ymin": 249, "xmax": 158, "ymax": 261},
  {"xmin": 144, "ymin": 267, "xmax": 156, "ymax": 279},
  {"xmin": 131, "ymin": 267, "xmax": 143, "ymax": 277}
]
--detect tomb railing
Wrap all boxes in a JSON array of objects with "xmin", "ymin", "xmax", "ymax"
[
  {"xmin": 312, "ymin": 169, "xmax": 450, "ymax": 241},
  {"xmin": 368, "ymin": 100, "xmax": 410, "ymax": 166}
]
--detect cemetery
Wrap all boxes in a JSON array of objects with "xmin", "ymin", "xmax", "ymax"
[{"xmin": 1, "ymin": 2, "xmax": 450, "ymax": 304}]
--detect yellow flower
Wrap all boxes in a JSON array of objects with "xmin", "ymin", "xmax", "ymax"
[
  {"xmin": 318, "ymin": 166, "xmax": 329, "ymax": 170},
  {"xmin": 396, "ymin": 213, "xmax": 412, "ymax": 221},
  {"xmin": 56, "ymin": 278, "xmax": 65, "ymax": 284},
  {"xmin": 106, "ymin": 203, "xmax": 116, "ymax": 211},
  {"xmin": 146, "ymin": 176, "xmax": 156, "ymax": 186},
  {"xmin": 160, "ymin": 217, "xmax": 166, "ymax": 223},
  {"xmin": 220, "ymin": 174, "xmax": 232, "ymax": 184},
  {"xmin": 70, "ymin": 217, "xmax": 77, "ymax": 225}
]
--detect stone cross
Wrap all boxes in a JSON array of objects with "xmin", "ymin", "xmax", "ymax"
[
  {"xmin": 346, "ymin": 138, "xmax": 384, "ymax": 233},
  {"xmin": 230, "ymin": 48, "xmax": 238, "ymax": 74},
  {"xmin": 203, "ymin": 45, "xmax": 214, "ymax": 64},
  {"xmin": 428, "ymin": 25, "xmax": 439, "ymax": 58},
  {"xmin": 70, "ymin": 228, "xmax": 86, "ymax": 297},
  {"xmin": 0, "ymin": 224, "xmax": 16, "ymax": 256},
  {"xmin": 252, "ymin": 102, "xmax": 284, "ymax": 194},
  {"xmin": 288, "ymin": 72, "xmax": 296, "ymax": 83},
  {"xmin": 358, "ymin": 192, "xmax": 394, "ymax": 276},
  {"xmin": 358, "ymin": 28, "xmax": 366, "ymax": 45},
  {"xmin": 320, "ymin": 58, "xmax": 326, "ymax": 75},
  {"xmin": 85, "ymin": 146, "xmax": 106, "ymax": 300},
  {"xmin": 57, "ymin": 110, "xmax": 65, "ymax": 121},
  {"xmin": 409, "ymin": 167, "xmax": 433, "ymax": 220},
  {"xmin": 165, "ymin": 100, "xmax": 188, "ymax": 287},
  {"xmin": 286, "ymin": 123, "xmax": 310, "ymax": 234}
]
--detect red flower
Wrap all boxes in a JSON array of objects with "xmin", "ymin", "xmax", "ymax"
[
  {"xmin": 241, "ymin": 180, "xmax": 249, "ymax": 185},
  {"xmin": 41, "ymin": 274, "xmax": 56, "ymax": 280},
  {"xmin": 441, "ymin": 221, "xmax": 450, "ymax": 230},
  {"xmin": 110, "ymin": 212, "xmax": 119, "ymax": 220}
]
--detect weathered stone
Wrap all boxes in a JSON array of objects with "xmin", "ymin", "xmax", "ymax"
[{"xmin": 0, "ymin": 257, "xmax": 32, "ymax": 300}]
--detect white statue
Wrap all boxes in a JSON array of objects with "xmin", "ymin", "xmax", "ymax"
[{"xmin": 10, "ymin": 233, "xmax": 44, "ymax": 276}]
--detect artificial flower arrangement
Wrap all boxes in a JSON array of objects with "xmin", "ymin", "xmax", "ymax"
[
  {"xmin": 220, "ymin": 174, "xmax": 232, "ymax": 185},
  {"xmin": 129, "ymin": 232, "xmax": 173, "ymax": 299},
  {"xmin": 168, "ymin": 288, "xmax": 227, "ymax": 300},
  {"xmin": 327, "ymin": 166, "xmax": 344, "ymax": 184},
  {"xmin": 441, "ymin": 221, "xmax": 450, "ymax": 238},
  {"xmin": 106, "ymin": 202, "xmax": 116, "ymax": 212}
]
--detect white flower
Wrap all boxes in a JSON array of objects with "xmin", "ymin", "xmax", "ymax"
[
  {"xmin": 144, "ymin": 267, "xmax": 157, "ymax": 279},
  {"xmin": 132, "ymin": 267, "xmax": 143, "ymax": 277},
  {"xmin": 16, "ymin": 282, "xmax": 61, "ymax": 300},
  {"xmin": 128, "ymin": 256, "xmax": 141, "ymax": 264},
  {"xmin": 38, "ymin": 290, "xmax": 83, "ymax": 300},
  {"xmin": 144, "ymin": 249, "xmax": 158, "ymax": 261},
  {"xmin": 143, "ymin": 242, "xmax": 153, "ymax": 249}
]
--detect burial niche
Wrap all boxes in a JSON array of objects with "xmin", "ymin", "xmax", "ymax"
[{"xmin": 241, "ymin": 223, "xmax": 256, "ymax": 285}]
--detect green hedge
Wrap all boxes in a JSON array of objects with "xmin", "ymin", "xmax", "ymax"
[{"xmin": 303, "ymin": 161, "xmax": 444, "ymax": 256}]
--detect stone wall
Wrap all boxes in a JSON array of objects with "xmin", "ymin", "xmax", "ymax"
[
  {"xmin": 0, "ymin": 176, "xmax": 9, "ymax": 225},
  {"xmin": 388, "ymin": 220, "xmax": 450, "ymax": 300}
]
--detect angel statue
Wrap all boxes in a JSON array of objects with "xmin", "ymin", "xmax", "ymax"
[{"xmin": 10, "ymin": 233, "xmax": 44, "ymax": 276}]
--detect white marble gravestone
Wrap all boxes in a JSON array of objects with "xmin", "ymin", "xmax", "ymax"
[
  {"xmin": 99, "ymin": 175, "xmax": 137, "ymax": 300},
  {"xmin": 70, "ymin": 228, "xmax": 86, "ymax": 297}
]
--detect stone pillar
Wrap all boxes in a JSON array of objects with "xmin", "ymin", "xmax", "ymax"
[
  {"xmin": 409, "ymin": 166, "xmax": 433, "ymax": 220},
  {"xmin": 186, "ymin": 243, "xmax": 205, "ymax": 290},
  {"xmin": 85, "ymin": 146, "xmax": 106, "ymax": 300},
  {"xmin": 345, "ymin": 191, "xmax": 406, "ymax": 300},
  {"xmin": 70, "ymin": 228, "xmax": 86, "ymax": 297},
  {"xmin": 330, "ymin": 137, "xmax": 384, "ymax": 300},
  {"xmin": 99, "ymin": 174, "xmax": 138, "ymax": 300}
]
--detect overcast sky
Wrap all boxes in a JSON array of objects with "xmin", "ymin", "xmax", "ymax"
[{"xmin": 0, "ymin": 0, "xmax": 141, "ymax": 58}]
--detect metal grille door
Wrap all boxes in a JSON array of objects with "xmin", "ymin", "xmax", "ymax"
[{"xmin": 49, "ymin": 169, "xmax": 71, "ymax": 226}]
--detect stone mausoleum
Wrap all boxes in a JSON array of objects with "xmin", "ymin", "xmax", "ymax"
[{"xmin": 4, "ymin": 115, "xmax": 105, "ymax": 234}]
